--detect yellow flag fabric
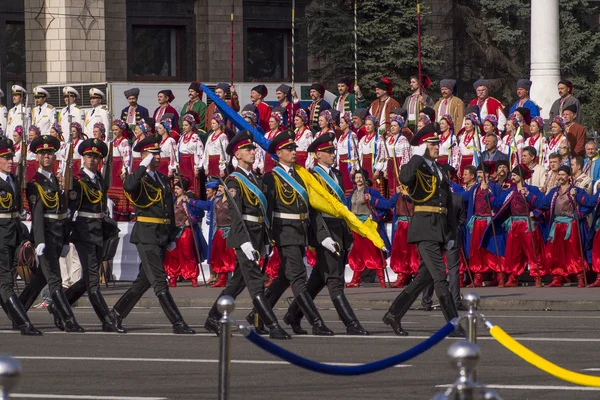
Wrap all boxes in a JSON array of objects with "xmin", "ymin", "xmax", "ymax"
[{"xmin": 294, "ymin": 165, "xmax": 385, "ymax": 250}]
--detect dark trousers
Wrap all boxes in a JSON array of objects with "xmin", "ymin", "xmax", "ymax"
[
  {"xmin": 265, "ymin": 245, "xmax": 308, "ymax": 305},
  {"xmin": 421, "ymin": 245, "xmax": 461, "ymax": 308},
  {"xmin": 129, "ymin": 243, "xmax": 169, "ymax": 296},
  {"xmin": 219, "ymin": 249, "xmax": 265, "ymax": 300},
  {"xmin": 0, "ymin": 245, "xmax": 16, "ymax": 302},
  {"xmin": 306, "ymin": 247, "xmax": 346, "ymax": 300},
  {"xmin": 65, "ymin": 241, "xmax": 103, "ymax": 303},
  {"xmin": 37, "ymin": 242, "xmax": 64, "ymax": 294},
  {"xmin": 402, "ymin": 241, "xmax": 451, "ymax": 300}
]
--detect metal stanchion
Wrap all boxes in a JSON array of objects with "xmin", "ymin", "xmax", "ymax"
[
  {"xmin": 0, "ymin": 356, "xmax": 22, "ymax": 400},
  {"xmin": 217, "ymin": 296, "xmax": 235, "ymax": 400},
  {"xmin": 432, "ymin": 341, "xmax": 503, "ymax": 400},
  {"xmin": 463, "ymin": 292, "xmax": 480, "ymax": 345}
]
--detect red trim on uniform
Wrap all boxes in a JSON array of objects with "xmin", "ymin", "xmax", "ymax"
[
  {"xmin": 233, "ymin": 139, "xmax": 254, "ymax": 153},
  {"xmin": 275, "ymin": 139, "xmax": 295, "ymax": 151}
]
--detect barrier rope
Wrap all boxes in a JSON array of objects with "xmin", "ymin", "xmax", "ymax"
[
  {"xmin": 485, "ymin": 319, "xmax": 600, "ymax": 387},
  {"xmin": 241, "ymin": 319, "xmax": 457, "ymax": 376}
]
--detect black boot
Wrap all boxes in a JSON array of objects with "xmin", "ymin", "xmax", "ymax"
[
  {"xmin": 5, "ymin": 296, "xmax": 42, "ymax": 336},
  {"xmin": 47, "ymin": 301, "xmax": 65, "ymax": 331},
  {"xmin": 50, "ymin": 290, "xmax": 84, "ymax": 333},
  {"xmin": 109, "ymin": 286, "xmax": 147, "ymax": 333},
  {"xmin": 296, "ymin": 291, "xmax": 333, "ymax": 336},
  {"xmin": 332, "ymin": 294, "xmax": 369, "ymax": 335},
  {"xmin": 382, "ymin": 290, "xmax": 420, "ymax": 336},
  {"xmin": 156, "ymin": 290, "xmax": 195, "ymax": 334},
  {"xmin": 245, "ymin": 309, "xmax": 269, "ymax": 335},
  {"xmin": 88, "ymin": 291, "xmax": 122, "ymax": 333},
  {"xmin": 204, "ymin": 301, "xmax": 221, "ymax": 336},
  {"xmin": 253, "ymin": 294, "xmax": 290, "ymax": 340},
  {"xmin": 438, "ymin": 294, "xmax": 465, "ymax": 338}
]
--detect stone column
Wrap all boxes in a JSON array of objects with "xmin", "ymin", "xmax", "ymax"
[{"xmin": 529, "ymin": 0, "xmax": 560, "ymax": 119}]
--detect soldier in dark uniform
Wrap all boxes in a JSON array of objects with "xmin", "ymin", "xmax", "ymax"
[
  {"xmin": 108, "ymin": 135, "xmax": 195, "ymax": 334},
  {"xmin": 247, "ymin": 131, "xmax": 334, "ymax": 335},
  {"xmin": 49, "ymin": 138, "xmax": 121, "ymax": 332},
  {"xmin": 282, "ymin": 133, "xmax": 369, "ymax": 335},
  {"xmin": 203, "ymin": 130, "xmax": 290, "ymax": 339},
  {"xmin": 26, "ymin": 135, "xmax": 84, "ymax": 332},
  {"xmin": 0, "ymin": 138, "xmax": 42, "ymax": 335},
  {"xmin": 382, "ymin": 124, "xmax": 463, "ymax": 337}
]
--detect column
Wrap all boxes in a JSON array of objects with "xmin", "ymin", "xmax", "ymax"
[{"xmin": 529, "ymin": 0, "xmax": 560, "ymax": 119}]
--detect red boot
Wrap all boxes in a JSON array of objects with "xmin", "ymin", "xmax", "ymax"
[
  {"xmin": 504, "ymin": 274, "xmax": 518, "ymax": 287},
  {"xmin": 376, "ymin": 269, "xmax": 387, "ymax": 288},
  {"xmin": 346, "ymin": 270, "xmax": 362, "ymax": 288},
  {"xmin": 211, "ymin": 273, "xmax": 227, "ymax": 288},
  {"xmin": 497, "ymin": 272, "xmax": 505, "ymax": 288},
  {"xmin": 168, "ymin": 277, "xmax": 177, "ymax": 287},
  {"xmin": 535, "ymin": 276, "xmax": 542, "ymax": 288},
  {"xmin": 545, "ymin": 275, "xmax": 563, "ymax": 287},
  {"xmin": 191, "ymin": 278, "xmax": 199, "ymax": 287},
  {"xmin": 587, "ymin": 274, "xmax": 600, "ymax": 287},
  {"xmin": 392, "ymin": 273, "xmax": 409, "ymax": 288},
  {"xmin": 577, "ymin": 273, "xmax": 586, "ymax": 288},
  {"xmin": 468, "ymin": 273, "xmax": 483, "ymax": 288}
]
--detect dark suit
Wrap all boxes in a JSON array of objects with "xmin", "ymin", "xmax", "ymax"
[
  {"xmin": 64, "ymin": 171, "xmax": 120, "ymax": 312},
  {"xmin": 0, "ymin": 174, "xmax": 28, "ymax": 301},
  {"xmin": 480, "ymin": 149, "xmax": 509, "ymax": 163}
]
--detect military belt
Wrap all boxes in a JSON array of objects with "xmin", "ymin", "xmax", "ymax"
[
  {"xmin": 273, "ymin": 212, "xmax": 307, "ymax": 221},
  {"xmin": 242, "ymin": 214, "xmax": 264, "ymax": 223},
  {"xmin": 137, "ymin": 216, "xmax": 171, "ymax": 225},
  {"xmin": 414, "ymin": 206, "xmax": 448, "ymax": 215},
  {"xmin": 44, "ymin": 213, "xmax": 69, "ymax": 220},
  {"xmin": 77, "ymin": 212, "xmax": 104, "ymax": 219},
  {"xmin": 0, "ymin": 212, "xmax": 18, "ymax": 219}
]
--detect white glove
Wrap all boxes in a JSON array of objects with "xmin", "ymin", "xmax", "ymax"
[
  {"xmin": 321, "ymin": 237, "xmax": 338, "ymax": 254},
  {"xmin": 166, "ymin": 241, "xmax": 176, "ymax": 251},
  {"xmin": 241, "ymin": 242, "xmax": 257, "ymax": 261},
  {"xmin": 140, "ymin": 153, "xmax": 154, "ymax": 167},
  {"xmin": 35, "ymin": 243, "xmax": 45, "ymax": 256},
  {"xmin": 445, "ymin": 240, "xmax": 455, "ymax": 251},
  {"xmin": 60, "ymin": 244, "xmax": 70, "ymax": 257}
]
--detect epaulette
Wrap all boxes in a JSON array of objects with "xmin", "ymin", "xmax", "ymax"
[
  {"xmin": 74, "ymin": 105, "xmax": 81, "ymax": 109},
  {"xmin": 101, "ymin": 105, "xmax": 107, "ymax": 110},
  {"xmin": 47, "ymin": 104, "xmax": 54, "ymax": 109},
  {"xmin": 73, "ymin": 173, "xmax": 83, "ymax": 181}
]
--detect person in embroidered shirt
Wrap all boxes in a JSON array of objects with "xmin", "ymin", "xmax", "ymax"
[
  {"xmin": 401, "ymin": 75, "xmax": 434, "ymax": 131},
  {"xmin": 205, "ymin": 82, "xmax": 239, "ymax": 136},
  {"xmin": 108, "ymin": 119, "xmax": 132, "ymax": 221},
  {"xmin": 202, "ymin": 113, "xmax": 230, "ymax": 178},
  {"xmin": 546, "ymin": 116, "xmax": 569, "ymax": 167},
  {"xmin": 250, "ymin": 85, "xmax": 272, "ymax": 133},
  {"xmin": 571, "ymin": 156, "xmax": 592, "ymax": 194},
  {"xmin": 525, "ymin": 116, "xmax": 549, "ymax": 169},
  {"xmin": 275, "ymin": 84, "xmax": 299, "ymax": 128},
  {"xmin": 377, "ymin": 115, "xmax": 411, "ymax": 197},
  {"xmin": 336, "ymin": 111, "xmax": 360, "ymax": 195},
  {"xmin": 92, "ymin": 122, "xmax": 106, "ymax": 141},
  {"xmin": 305, "ymin": 82, "xmax": 331, "ymax": 132},
  {"xmin": 293, "ymin": 109, "xmax": 314, "ymax": 169},
  {"xmin": 179, "ymin": 82, "xmax": 206, "ymax": 133},
  {"xmin": 156, "ymin": 119, "xmax": 177, "ymax": 176},
  {"xmin": 259, "ymin": 110, "xmax": 285, "ymax": 175},
  {"xmin": 178, "ymin": 112, "xmax": 205, "ymax": 197},
  {"xmin": 562, "ymin": 104, "xmax": 586, "ymax": 157},
  {"xmin": 522, "ymin": 146, "xmax": 547, "ymax": 189},
  {"xmin": 355, "ymin": 77, "xmax": 401, "ymax": 133},
  {"xmin": 468, "ymin": 79, "xmax": 507, "ymax": 131},
  {"xmin": 333, "ymin": 76, "xmax": 358, "ymax": 114},
  {"xmin": 359, "ymin": 115, "xmax": 385, "ymax": 196},
  {"xmin": 352, "ymin": 108, "xmax": 369, "ymax": 141},
  {"xmin": 434, "ymin": 79, "xmax": 465, "ymax": 131},
  {"xmin": 121, "ymin": 88, "xmax": 149, "ymax": 136},
  {"xmin": 438, "ymin": 114, "xmax": 461, "ymax": 171},
  {"xmin": 153, "ymin": 90, "xmax": 180, "ymax": 140},
  {"xmin": 583, "ymin": 140, "xmax": 600, "ymax": 186}
]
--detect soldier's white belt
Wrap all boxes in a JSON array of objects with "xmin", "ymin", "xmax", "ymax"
[
  {"xmin": 0, "ymin": 212, "xmax": 18, "ymax": 219},
  {"xmin": 43, "ymin": 213, "xmax": 69, "ymax": 220},
  {"xmin": 77, "ymin": 212, "xmax": 104, "ymax": 219},
  {"xmin": 273, "ymin": 212, "xmax": 307, "ymax": 221},
  {"xmin": 242, "ymin": 214, "xmax": 264, "ymax": 223}
]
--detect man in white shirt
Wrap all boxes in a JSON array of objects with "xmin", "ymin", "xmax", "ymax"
[
  {"xmin": 32, "ymin": 87, "xmax": 56, "ymax": 136},
  {"xmin": 0, "ymin": 89, "xmax": 7, "ymax": 135},
  {"xmin": 7, "ymin": 85, "xmax": 31, "ymax": 136},
  {"xmin": 59, "ymin": 87, "xmax": 85, "ymax": 136},
  {"xmin": 522, "ymin": 146, "xmax": 546, "ymax": 189},
  {"xmin": 84, "ymin": 88, "xmax": 110, "ymax": 140}
]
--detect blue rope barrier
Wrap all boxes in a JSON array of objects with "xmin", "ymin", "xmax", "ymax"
[{"xmin": 242, "ymin": 319, "xmax": 457, "ymax": 376}]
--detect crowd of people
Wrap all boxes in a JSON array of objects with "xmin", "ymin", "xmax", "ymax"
[{"xmin": 0, "ymin": 74, "xmax": 599, "ymax": 336}]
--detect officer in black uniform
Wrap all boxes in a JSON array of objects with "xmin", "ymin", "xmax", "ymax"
[
  {"xmin": 26, "ymin": 135, "xmax": 84, "ymax": 332},
  {"xmin": 382, "ymin": 123, "xmax": 463, "ymax": 337},
  {"xmin": 0, "ymin": 138, "xmax": 42, "ymax": 335},
  {"xmin": 204, "ymin": 130, "xmax": 290, "ymax": 339},
  {"xmin": 247, "ymin": 131, "xmax": 334, "ymax": 335},
  {"xmin": 282, "ymin": 133, "xmax": 368, "ymax": 335},
  {"xmin": 108, "ymin": 135, "xmax": 195, "ymax": 334},
  {"xmin": 49, "ymin": 138, "xmax": 121, "ymax": 332}
]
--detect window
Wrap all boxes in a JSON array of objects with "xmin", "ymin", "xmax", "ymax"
[
  {"xmin": 130, "ymin": 26, "xmax": 181, "ymax": 80},
  {"xmin": 245, "ymin": 29, "xmax": 289, "ymax": 81},
  {"xmin": 5, "ymin": 21, "xmax": 25, "ymax": 79}
]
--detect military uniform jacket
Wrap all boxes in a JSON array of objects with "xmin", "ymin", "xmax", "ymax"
[
  {"xmin": 123, "ymin": 165, "xmax": 176, "ymax": 246},
  {"xmin": 32, "ymin": 103, "xmax": 57, "ymax": 136},
  {"xmin": 399, "ymin": 155, "xmax": 457, "ymax": 244},
  {"xmin": 310, "ymin": 165, "xmax": 353, "ymax": 250},
  {"xmin": 69, "ymin": 171, "xmax": 119, "ymax": 247},
  {"xmin": 0, "ymin": 105, "xmax": 7, "ymax": 133},
  {"xmin": 7, "ymin": 105, "xmax": 31, "ymax": 136},
  {"xmin": 0, "ymin": 173, "xmax": 28, "ymax": 248},
  {"xmin": 225, "ymin": 167, "xmax": 267, "ymax": 250},
  {"xmin": 263, "ymin": 165, "xmax": 328, "ymax": 247},
  {"xmin": 59, "ymin": 105, "xmax": 85, "ymax": 137},
  {"xmin": 27, "ymin": 172, "xmax": 69, "ymax": 248},
  {"xmin": 84, "ymin": 105, "xmax": 111, "ymax": 139}
]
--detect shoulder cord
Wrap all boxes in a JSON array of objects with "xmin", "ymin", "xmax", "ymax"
[
  {"xmin": 407, "ymin": 170, "xmax": 437, "ymax": 204},
  {"xmin": 273, "ymin": 174, "xmax": 297, "ymax": 206},
  {"xmin": 78, "ymin": 180, "xmax": 103, "ymax": 209},
  {"xmin": 123, "ymin": 179, "xmax": 163, "ymax": 209},
  {"xmin": 0, "ymin": 192, "xmax": 13, "ymax": 209},
  {"xmin": 35, "ymin": 183, "xmax": 59, "ymax": 209},
  {"xmin": 233, "ymin": 177, "xmax": 258, "ymax": 206}
]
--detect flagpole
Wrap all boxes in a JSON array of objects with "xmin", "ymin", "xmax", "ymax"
[
  {"xmin": 354, "ymin": 0, "xmax": 358, "ymax": 86},
  {"xmin": 230, "ymin": 1, "xmax": 235, "ymax": 86},
  {"xmin": 292, "ymin": 0, "xmax": 296, "ymax": 88}
]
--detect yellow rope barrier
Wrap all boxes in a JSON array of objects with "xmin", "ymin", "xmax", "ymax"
[{"xmin": 488, "ymin": 323, "xmax": 600, "ymax": 387}]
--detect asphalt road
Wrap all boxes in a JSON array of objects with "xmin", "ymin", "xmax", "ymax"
[{"xmin": 1, "ymin": 306, "xmax": 599, "ymax": 400}]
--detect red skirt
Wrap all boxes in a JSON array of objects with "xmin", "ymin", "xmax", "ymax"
[
  {"xmin": 437, "ymin": 155, "xmax": 449, "ymax": 165},
  {"xmin": 348, "ymin": 232, "xmax": 385, "ymax": 271},
  {"xmin": 164, "ymin": 227, "xmax": 199, "ymax": 280},
  {"xmin": 386, "ymin": 157, "xmax": 402, "ymax": 197},
  {"xmin": 504, "ymin": 219, "xmax": 547, "ymax": 277},
  {"xmin": 546, "ymin": 221, "xmax": 586, "ymax": 276},
  {"xmin": 468, "ymin": 218, "xmax": 501, "ymax": 273},
  {"xmin": 389, "ymin": 219, "xmax": 420, "ymax": 275},
  {"xmin": 265, "ymin": 247, "xmax": 281, "ymax": 278},
  {"xmin": 211, "ymin": 229, "xmax": 236, "ymax": 274},
  {"xmin": 296, "ymin": 151, "xmax": 308, "ymax": 168},
  {"xmin": 459, "ymin": 155, "xmax": 473, "ymax": 185},
  {"xmin": 207, "ymin": 154, "xmax": 221, "ymax": 177},
  {"xmin": 338, "ymin": 154, "xmax": 355, "ymax": 196},
  {"xmin": 361, "ymin": 154, "xmax": 384, "ymax": 196},
  {"xmin": 592, "ymin": 232, "xmax": 600, "ymax": 273},
  {"xmin": 107, "ymin": 157, "xmax": 130, "ymax": 221},
  {"xmin": 179, "ymin": 154, "xmax": 200, "ymax": 196}
]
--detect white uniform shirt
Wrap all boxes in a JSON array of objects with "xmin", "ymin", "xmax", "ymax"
[
  {"xmin": 84, "ymin": 105, "xmax": 111, "ymax": 140},
  {"xmin": 32, "ymin": 103, "xmax": 56, "ymax": 135},
  {"xmin": 7, "ymin": 104, "xmax": 31, "ymax": 135},
  {"xmin": 59, "ymin": 105, "xmax": 85, "ymax": 138}
]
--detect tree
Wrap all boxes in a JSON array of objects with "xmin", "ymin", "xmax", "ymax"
[{"xmin": 305, "ymin": 0, "xmax": 441, "ymax": 100}]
